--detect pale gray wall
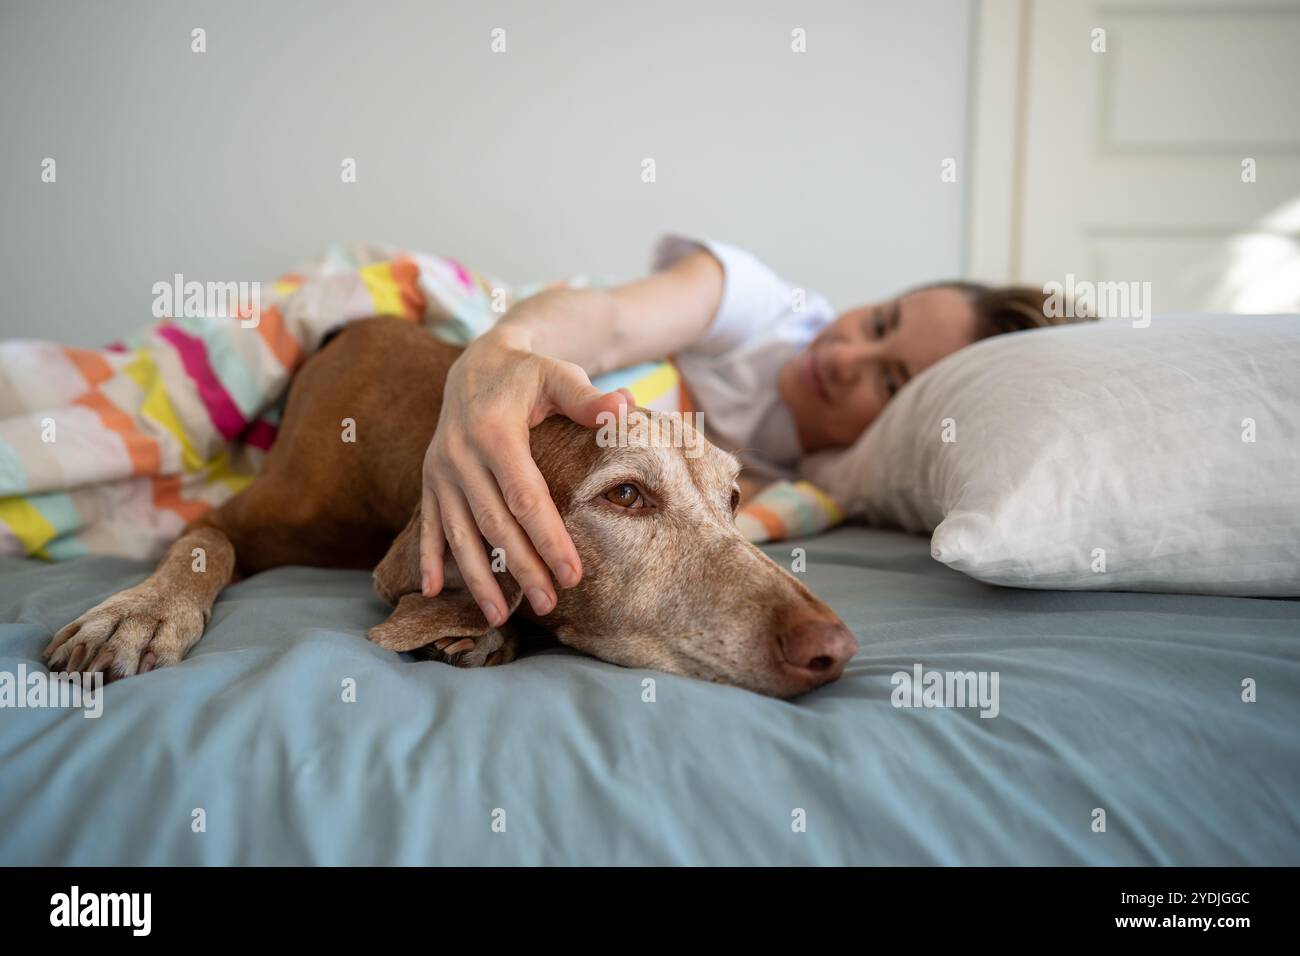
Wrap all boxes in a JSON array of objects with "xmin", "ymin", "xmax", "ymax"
[{"xmin": 0, "ymin": 0, "xmax": 973, "ymax": 346}]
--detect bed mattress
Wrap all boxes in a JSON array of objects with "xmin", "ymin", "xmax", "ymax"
[{"xmin": 1, "ymin": 526, "xmax": 1297, "ymax": 865}]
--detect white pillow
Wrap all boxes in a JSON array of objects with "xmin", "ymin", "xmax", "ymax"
[{"xmin": 800, "ymin": 315, "xmax": 1300, "ymax": 596}]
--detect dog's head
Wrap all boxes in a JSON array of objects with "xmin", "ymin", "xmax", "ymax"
[{"xmin": 369, "ymin": 409, "xmax": 856, "ymax": 698}]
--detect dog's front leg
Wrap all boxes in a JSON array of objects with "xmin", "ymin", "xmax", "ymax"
[{"xmin": 44, "ymin": 525, "xmax": 235, "ymax": 681}]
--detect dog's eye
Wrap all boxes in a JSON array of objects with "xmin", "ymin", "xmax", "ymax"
[
  {"xmin": 604, "ymin": 482, "xmax": 645, "ymax": 509},
  {"xmin": 730, "ymin": 487, "xmax": 741, "ymax": 513}
]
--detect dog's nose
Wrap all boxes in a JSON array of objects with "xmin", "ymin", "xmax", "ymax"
[{"xmin": 777, "ymin": 619, "xmax": 858, "ymax": 685}]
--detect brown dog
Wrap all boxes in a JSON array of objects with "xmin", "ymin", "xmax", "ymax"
[{"xmin": 44, "ymin": 317, "xmax": 857, "ymax": 697}]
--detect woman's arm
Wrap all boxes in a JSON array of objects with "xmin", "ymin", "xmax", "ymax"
[
  {"xmin": 500, "ymin": 248, "xmax": 724, "ymax": 376},
  {"xmin": 420, "ymin": 250, "xmax": 724, "ymax": 624}
]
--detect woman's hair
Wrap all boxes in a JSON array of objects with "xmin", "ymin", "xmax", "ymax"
[{"xmin": 918, "ymin": 281, "xmax": 1094, "ymax": 340}]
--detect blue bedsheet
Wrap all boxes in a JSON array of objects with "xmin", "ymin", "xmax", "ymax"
[{"xmin": 2, "ymin": 526, "xmax": 1297, "ymax": 865}]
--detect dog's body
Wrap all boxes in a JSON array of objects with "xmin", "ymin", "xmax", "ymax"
[{"xmin": 46, "ymin": 317, "xmax": 856, "ymax": 696}]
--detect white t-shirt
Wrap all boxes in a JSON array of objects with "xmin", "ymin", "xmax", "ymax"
[{"xmin": 652, "ymin": 235, "xmax": 837, "ymax": 480}]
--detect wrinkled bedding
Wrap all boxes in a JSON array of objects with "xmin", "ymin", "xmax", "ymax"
[{"xmin": 1, "ymin": 526, "xmax": 1297, "ymax": 865}]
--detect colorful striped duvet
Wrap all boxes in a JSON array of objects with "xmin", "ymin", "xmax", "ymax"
[{"xmin": 0, "ymin": 244, "xmax": 838, "ymax": 560}]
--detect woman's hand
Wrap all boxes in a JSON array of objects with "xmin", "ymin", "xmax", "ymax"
[
  {"xmin": 419, "ymin": 251, "xmax": 724, "ymax": 624},
  {"xmin": 419, "ymin": 321, "xmax": 629, "ymax": 625}
]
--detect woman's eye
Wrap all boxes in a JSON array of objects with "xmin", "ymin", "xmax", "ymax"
[{"xmin": 604, "ymin": 483, "xmax": 644, "ymax": 509}]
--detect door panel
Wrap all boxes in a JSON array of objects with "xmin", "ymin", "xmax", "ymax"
[{"xmin": 993, "ymin": 0, "xmax": 1300, "ymax": 313}]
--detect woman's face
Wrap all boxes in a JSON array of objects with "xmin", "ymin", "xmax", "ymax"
[{"xmin": 777, "ymin": 286, "xmax": 978, "ymax": 452}]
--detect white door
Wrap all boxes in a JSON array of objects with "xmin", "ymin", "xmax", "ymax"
[{"xmin": 969, "ymin": 0, "xmax": 1300, "ymax": 314}]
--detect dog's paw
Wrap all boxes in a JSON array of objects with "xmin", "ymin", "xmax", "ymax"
[
  {"xmin": 43, "ymin": 584, "xmax": 208, "ymax": 681},
  {"xmin": 415, "ymin": 629, "xmax": 519, "ymax": 668}
]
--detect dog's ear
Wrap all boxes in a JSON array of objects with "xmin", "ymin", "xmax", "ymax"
[
  {"xmin": 368, "ymin": 588, "xmax": 522, "ymax": 651},
  {"xmin": 369, "ymin": 505, "xmax": 523, "ymax": 651},
  {"xmin": 372, "ymin": 508, "xmax": 424, "ymax": 605}
]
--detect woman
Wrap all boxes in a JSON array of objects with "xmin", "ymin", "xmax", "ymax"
[{"xmin": 420, "ymin": 235, "xmax": 1071, "ymax": 627}]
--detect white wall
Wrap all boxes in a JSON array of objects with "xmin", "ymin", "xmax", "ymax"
[{"xmin": 0, "ymin": 0, "xmax": 973, "ymax": 346}]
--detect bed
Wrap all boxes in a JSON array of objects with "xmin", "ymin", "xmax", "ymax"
[{"xmin": 1, "ymin": 525, "xmax": 1297, "ymax": 865}]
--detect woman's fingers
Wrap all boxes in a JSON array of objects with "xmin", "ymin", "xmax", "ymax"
[
  {"xmin": 460, "ymin": 458, "xmax": 559, "ymax": 615},
  {"xmin": 544, "ymin": 361, "xmax": 629, "ymax": 428},
  {"xmin": 483, "ymin": 438, "xmax": 582, "ymax": 590},
  {"xmin": 419, "ymin": 477, "xmax": 444, "ymax": 598},
  {"xmin": 415, "ymin": 351, "xmax": 633, "ymax": 621},
  {"xmin": 435, "ymin": 482, "xmax": 510, "ymax": 627}
]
